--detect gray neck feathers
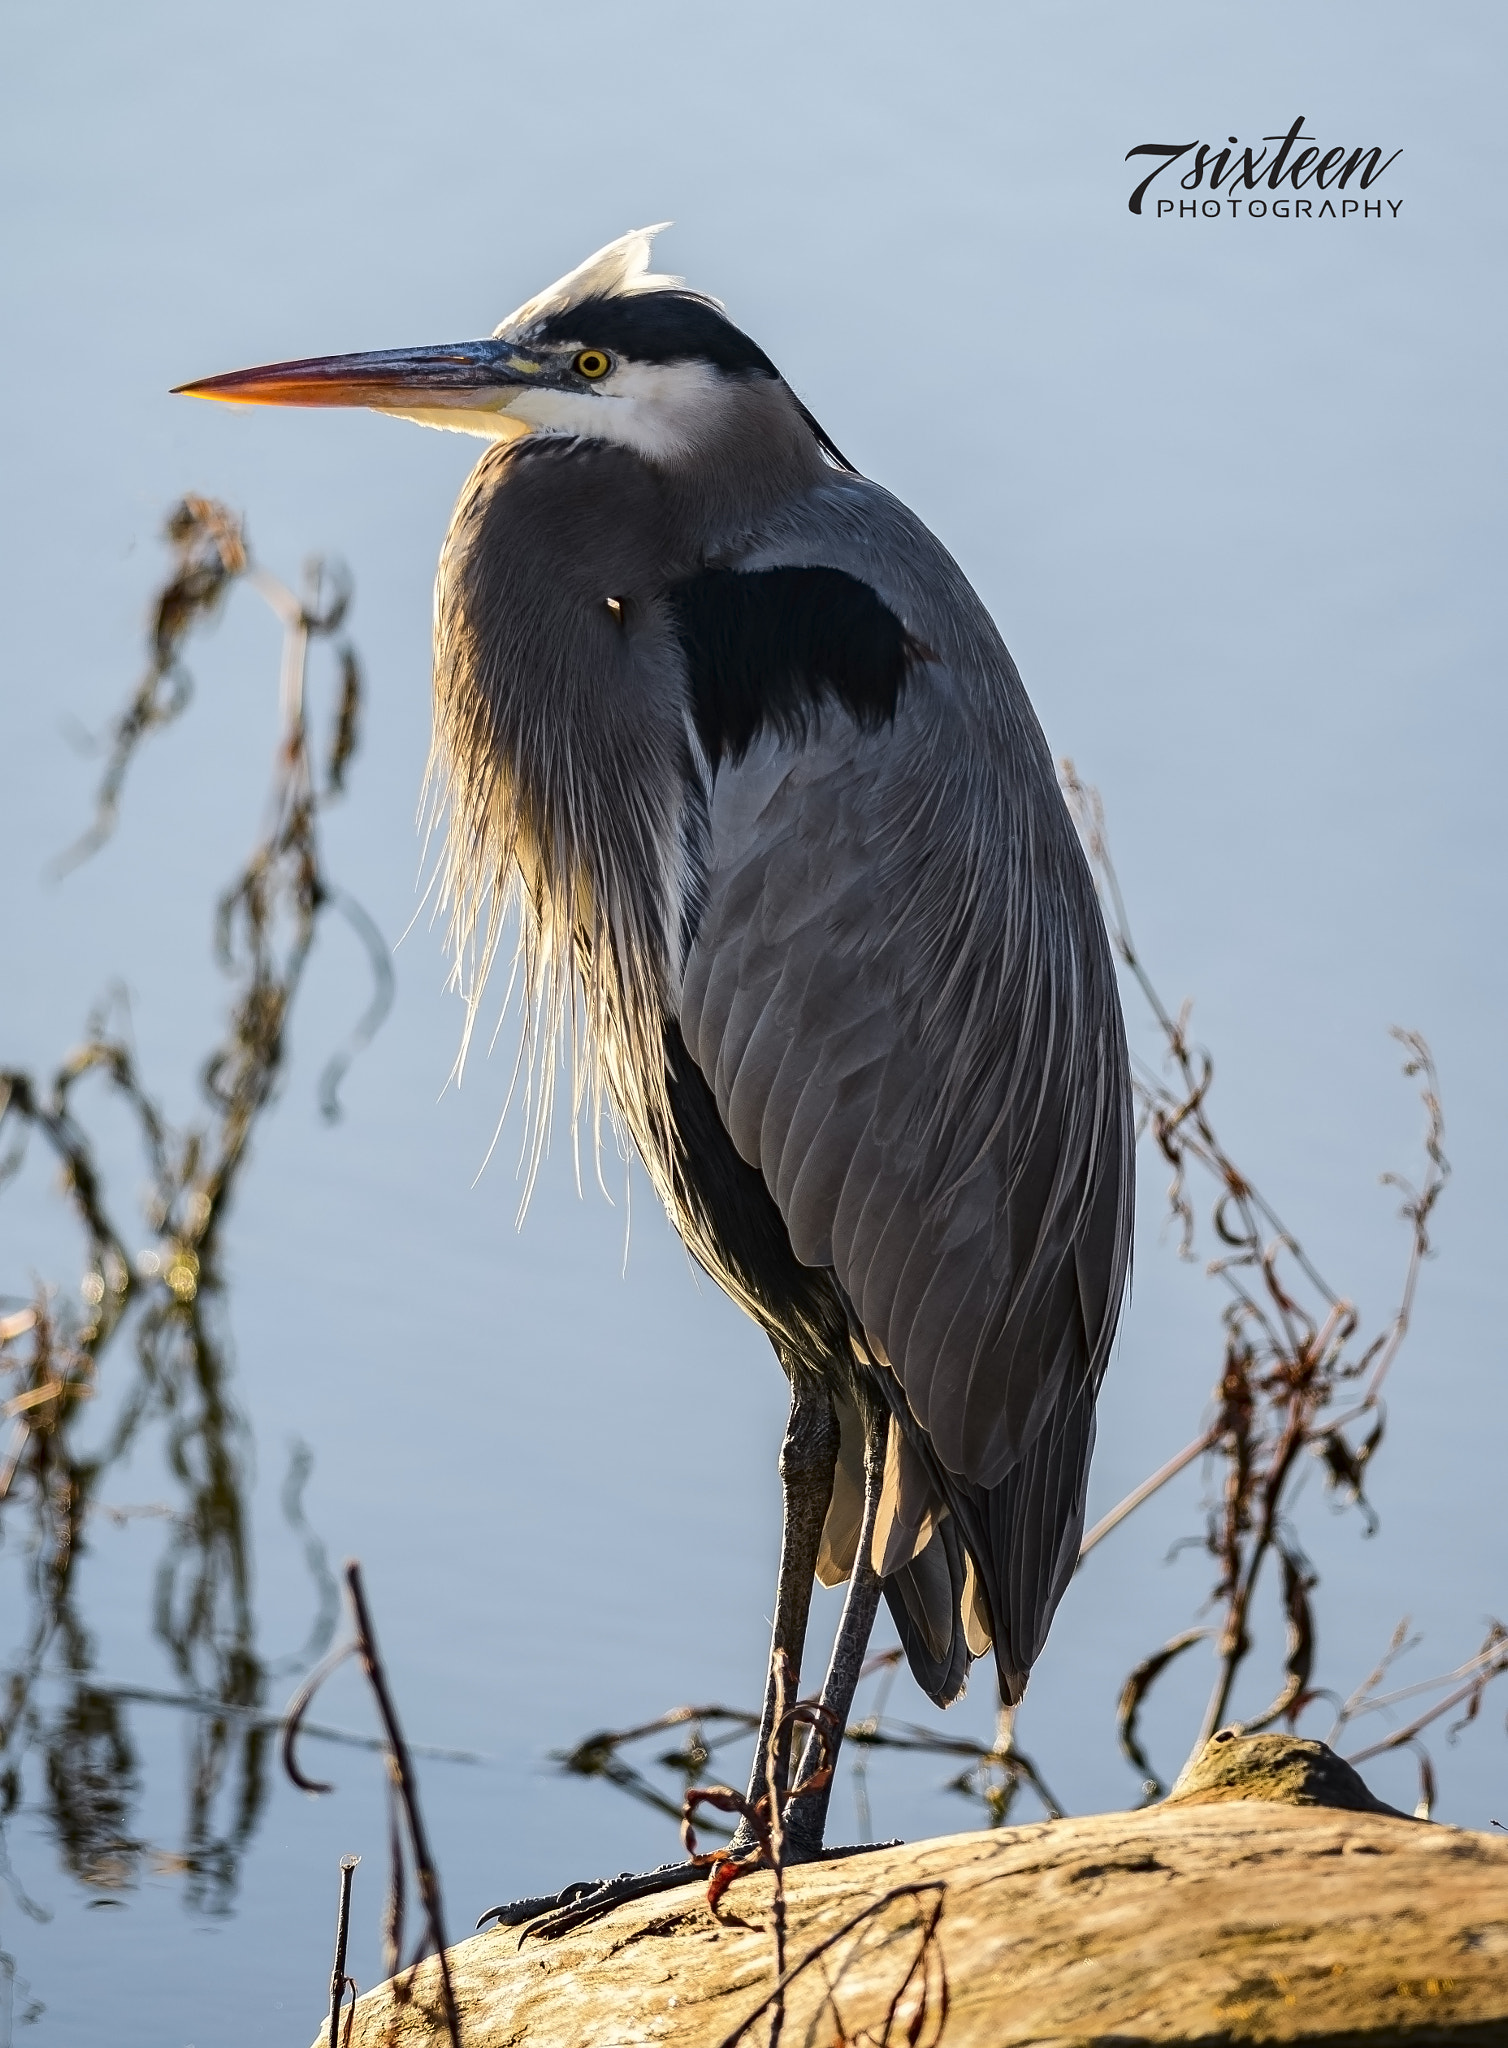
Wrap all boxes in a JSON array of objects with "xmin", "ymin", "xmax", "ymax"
[
  {"xmin": 426, "ymin": 381, "xmax": 832, "ymax": 1192},
  {"xmin": 429, "ymin": 437, "xmax": 684, "ymax": 1194},
  {"xmin": 655, "ymin": 374, "xmax": 828, "ymax": 559}
]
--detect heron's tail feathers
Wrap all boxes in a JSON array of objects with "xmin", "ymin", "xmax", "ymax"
[
  {"xmin": 882, "ymin": 1517, "xmax": 972, "ymax": 1707},
  {"xmin": 816, "ymin": 1393, "xmax": 973, "ymax": 1708}
]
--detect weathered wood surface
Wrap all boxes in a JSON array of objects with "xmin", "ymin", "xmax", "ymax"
[{"xmin": 315, "ymin": 1737, "xmax": 1508, "ymax": 2046}]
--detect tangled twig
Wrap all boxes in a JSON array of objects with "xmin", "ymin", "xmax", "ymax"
[
  {"xmin": 0, "ymin": 497, "xmax": 387, "ymax": 1921},
  {"xmin": 713, "ymin": 1882, "xmax": 948, "ymax": 2048},
  {"xmin": 1059, "ymin": 763, "xmax": 1476, "ymax": 1791}
]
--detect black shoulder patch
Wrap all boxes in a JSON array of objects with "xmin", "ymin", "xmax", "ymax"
[
  {"xmin": 667, "ymin": 566, "xmax": 921, "ymax": 768},
  {"xmin": 534, "ymin": 290, "xmax": 778, "ymax": 378}
]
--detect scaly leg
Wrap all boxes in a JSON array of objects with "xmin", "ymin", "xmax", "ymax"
[
  {"xmin": 784, "ymin": 1390, "xmax": 888, "ymax": 1858},
  {"xmin": 483, "ymin": 1371, "xmax": 839, "ymax": 1938},
  {"xmin": 725, "ymin": 1370, "xmax": 839, "ymax": 1852}
]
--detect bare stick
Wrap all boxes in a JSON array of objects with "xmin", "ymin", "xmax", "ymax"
[
  {"xmin": 1078, "ymin": 1427, "xmax": 1221, "ymax": 1562},
  {"xmin": 1338, "ymin": 1636, "xmax": 1508, "ymax": 1728},
  {"xmin": 327, "ymin": 1855, "xmax": 360, "ymax": 2048},
  {"xmin": 344, "ymin": 1562, "xmax": 462, "ymax": 2048},
  {"xmin": 1346, "ymin": 1643, "xmax": 1508, "ymax": 1765}
]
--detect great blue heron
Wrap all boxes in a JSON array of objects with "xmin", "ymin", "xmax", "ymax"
[{"xmin": 178, "ymin": 226, "xmax": 1133, "ymax": 1924}]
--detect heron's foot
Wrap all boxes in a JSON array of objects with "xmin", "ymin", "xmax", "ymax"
[
  {"xmin": 476, "ymin": 1858, "xmax": 712, "ymax": 1943},
  {"xmin": 724, "ymin": 1822, "xmax": 822, "ymax": 1867},
  {"xmin": 478, "ymin": 1836, "xmax": 904, "ymax": 1946}
]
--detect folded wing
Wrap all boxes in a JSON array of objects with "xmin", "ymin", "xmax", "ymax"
[{"xmin": 673, "ymin": 480, "xmax": 1132, "ymax": 1700}]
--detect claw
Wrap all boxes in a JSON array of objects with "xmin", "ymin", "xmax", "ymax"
[{"xmin": 476, "ymin": 1875, "xmax": 620, "ymax": 1930}]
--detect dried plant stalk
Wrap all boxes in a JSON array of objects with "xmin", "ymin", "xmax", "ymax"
[
  {"xmin": 0, "ymin": 497, "xmax": 386, "ymax": 1923},
  {"xmin": 1060, "ymin": 763, "xmax": 1480, "ymax": 1794}
]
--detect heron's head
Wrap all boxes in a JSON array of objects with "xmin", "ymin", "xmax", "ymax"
[{"xmin": 176, "ymin": 226, "xmax": 841, "ymax": 474}]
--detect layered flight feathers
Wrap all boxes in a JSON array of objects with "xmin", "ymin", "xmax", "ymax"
[{"xmin": 676, "ymin": 477, "xmax": 1133, "ymax": 1693}]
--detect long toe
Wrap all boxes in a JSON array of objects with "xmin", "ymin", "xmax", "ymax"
[{"xmin": 476, "ymin": 1859, "xmax": 709, "ymax": 1942}]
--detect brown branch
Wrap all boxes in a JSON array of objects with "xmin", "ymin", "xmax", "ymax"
[
  {"xmin": 1060, "ymin": 762, "xmax": 1458, "ymax": 1797},
  {"xmin": 49, "ymin": 498, "xmax": 248, "ymax": 876},
  {"xmin": 1339, "ymin": 1637, "xmax": 1507, "ymax": 1727},
  {"xmin": 281, "ymin": 1642, "xmax": 358, "ymax": 1793},
  {"xmin": 1116, "ymin": 1629, "xmax": 1212, "ymax": 1799},
  {"xmin": 327, "ymin": 1855, "xmax": 360, "ymax": 2048},
  {"xmin": 343, "ymin": 1562, "xmax": 461, "ymax": 2048},
  {"xmin": 1196, "ymin": 1386, "xmax": 1312, "ymax": 1751},
  {"xmin": 1345, "ymin": 1629, "xmax": 1508, "ymax": 1766}
]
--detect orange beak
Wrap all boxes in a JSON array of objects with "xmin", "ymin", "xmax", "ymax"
[{"xmin": 173, "ymin": 339, "xmax": 540, "ymax": 417}]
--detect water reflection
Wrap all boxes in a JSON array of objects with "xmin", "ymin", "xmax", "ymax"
[{"xmin": 0, "ymin": 499, "xmax": 384, "ymax": 2018}]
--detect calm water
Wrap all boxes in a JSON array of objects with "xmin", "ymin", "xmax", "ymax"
[{"xmin": 3, "ymin": 5, "xmax": 1506, "ymax": 2041}]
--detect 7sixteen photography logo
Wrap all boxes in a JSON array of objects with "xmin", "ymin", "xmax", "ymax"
[{"xmin": 1127, "ymin": 117, "xmax": 1402, "ymax": 220}]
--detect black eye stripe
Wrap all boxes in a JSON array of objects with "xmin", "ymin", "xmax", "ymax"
[{"xmin": 541, "ymin": 291, "xmax": 780, "ymax": 377}]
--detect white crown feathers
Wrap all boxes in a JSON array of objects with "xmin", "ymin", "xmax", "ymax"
[{"xmin": 496, "ymin": 224, "xmax": 699, "ymax": 338}]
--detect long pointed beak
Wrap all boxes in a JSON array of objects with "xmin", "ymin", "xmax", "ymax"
[{"xmin": 173, "ymin": 339, "xmax": 542, "ymax": 415}]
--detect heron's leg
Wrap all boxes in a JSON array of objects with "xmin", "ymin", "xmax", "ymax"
[
  {"xmin": 783, "ymin": 1389, "xmax": 889, "ymax": 1858},
  {"xmin": 727, "ymin": 1371, "xmax": 840, "ymax": 1851},
  {"xmin": 484, "ymin": 1373, "xmax": 840, "ymax": 1940}
]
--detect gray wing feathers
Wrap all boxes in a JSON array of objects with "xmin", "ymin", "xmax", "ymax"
[
  {"xmin": 987, "ymin": 1378, "xmax": 1099, "ymax": 1687},
  {"xmin": 679, "ymin": 477, "xmax": 1132, "ymax": 1691}
]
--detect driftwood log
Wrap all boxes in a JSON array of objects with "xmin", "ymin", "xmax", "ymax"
[{"xmin": 313, "ymin": 1735, "xmax": 1508, "ymax": 2045}]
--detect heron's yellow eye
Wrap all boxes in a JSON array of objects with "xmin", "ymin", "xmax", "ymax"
[{"xmin": 573, "ymin": 350, "xmax": 612, "ymax": 380}]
